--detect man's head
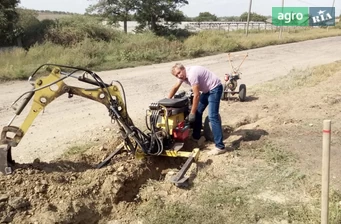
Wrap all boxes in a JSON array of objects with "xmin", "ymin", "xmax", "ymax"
[{"xmin": 171, "ymin": 63, "xmax": 186, "ymax": 81}]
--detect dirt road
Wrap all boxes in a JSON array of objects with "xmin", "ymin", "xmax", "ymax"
[{"xmin": 1, "ymin": 36, "xmax": 340, "ymax": 163}]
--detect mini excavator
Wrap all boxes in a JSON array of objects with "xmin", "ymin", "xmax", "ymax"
[{"xmin": 0, "ymin": 64, "xmax": 210, "ymax": 186}]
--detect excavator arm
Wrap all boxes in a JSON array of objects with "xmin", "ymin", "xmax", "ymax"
[{"xmin": 0, "ymin": 64, "xmax": 135, "ymax": 173}]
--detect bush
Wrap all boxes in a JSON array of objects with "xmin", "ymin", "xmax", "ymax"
[
  {"xmin": 153, "ymin": 26, "xmax": 194, "ymax": 41},
  {"xmin": 184, "ymin": 30, "xmax": 239, "ymax": 55},
  {"xmin": 45, "ymin": 15, "xmax": 121, "ymax": 46}
]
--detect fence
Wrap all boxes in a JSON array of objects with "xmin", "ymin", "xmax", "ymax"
[
  {"xmin": 183, "ymin": 21, "xmax": 276, "ymax": 32},
  {"xmin": 114, "ymin": 21, "xmax": 311, "ymax": 33}
]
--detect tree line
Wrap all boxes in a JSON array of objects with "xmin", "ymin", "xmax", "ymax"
[{"xmin": 2, "ymin": 0, "xmax": 338, "ymax": 49}]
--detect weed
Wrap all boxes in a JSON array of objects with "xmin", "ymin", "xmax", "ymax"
[
  {"xmin": 1, "ymin": 28, "xmax": 341, "ymax": 81},
  {"xmin": 62, "ymin": 142, "xmax": 95, "ymax": 158},
  {"xmin": 251, "ymin": 61, "xmax": 341, "ymax": 95},
  {"xmin": 137, "ymin": 197, "xmax": 226, "ymax": 224}
]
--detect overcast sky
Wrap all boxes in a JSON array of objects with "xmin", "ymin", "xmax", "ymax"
[{"xmin": 19, "ymin": 0, "xmax": 341, "ymax": 17}]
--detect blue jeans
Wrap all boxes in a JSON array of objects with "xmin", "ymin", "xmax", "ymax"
[{"xmin": 192, "ymin": 84, "xmax": 225, "ymax": 149}]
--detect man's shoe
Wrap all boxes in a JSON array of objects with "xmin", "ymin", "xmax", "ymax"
[{"xmin": 207, "ymin": 147, "xmax": 227, "ymax": 156}]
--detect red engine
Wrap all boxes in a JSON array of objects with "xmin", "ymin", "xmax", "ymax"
[{"xmin": 173, "ymin": 121, "xmax": 190, "ymax": 141}]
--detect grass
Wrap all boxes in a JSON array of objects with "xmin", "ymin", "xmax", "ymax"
[
  {"xmin": 1, "ymin": 27, "xmax": 340, "ymax": 81},
  {"xmin": 62, "ymin": 142, "xmax": 95, "ymax": 158},
  {"xmin": 135, "ymin": 140, "xmax": 341, "ymax": 223},
  {"xmin": 249, "ymin": 142, "xmax": 295, "ymax": 165},
  {"xmin": 251, "ymin": 60, "xmax": 341, "ymax": 95}
]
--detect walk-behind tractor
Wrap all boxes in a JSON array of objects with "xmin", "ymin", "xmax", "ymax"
[
  {"xmin": 0, "ymin": 64, "xmax": 213, "ymax": 187},
  {"xmin": 221, "ymin": 53, "xmax": 248, "ymax": 102}
]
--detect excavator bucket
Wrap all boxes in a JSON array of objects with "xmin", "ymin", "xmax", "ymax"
[{"xmin": 0, "ymin": 145, "xmax": 14, "ymax": 174}]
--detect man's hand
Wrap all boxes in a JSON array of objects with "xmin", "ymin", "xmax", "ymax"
[{"xmin": 188, "ymin": 113, "xmax": 196, "ymax": 123}]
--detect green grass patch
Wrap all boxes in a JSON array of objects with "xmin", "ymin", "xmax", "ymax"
[
  {"xmin": 258, "ymin": 142, "xmax": 295, "ymax": 165},
  {"xmin": 1, "ymin": 27, "xmax": 340, "ymax": 81},
  {"xmin": 62, "ymin": 142, "xmax": 95, "ymax": 158},
  {"xmin": 251, "ymin": 60, "xmax": 341, "ymax": 95}
]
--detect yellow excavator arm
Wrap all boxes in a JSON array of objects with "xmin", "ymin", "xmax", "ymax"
[
  {"xmin": 0, "ymin": 64, "xmax": 137, "ymax": 174},
  {"xmin": 1, "ymin": 66, "xmax": 129, "ymax": 147}
]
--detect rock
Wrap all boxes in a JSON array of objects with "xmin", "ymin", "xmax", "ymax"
[
  {"xmin": 226, "ymin": 135, "xmax": 243, "ymax": 145},
  {"xmin": 33, "ymin": 158, "xmax": 40, "ymax": 164},
  {"xmin": 164, "ymin": 169, "xmax": 178, "ymax": 182},
  {"xmin": 101, "ymin": 176, "xmax": 121, "ymax": 197},
  {"xmin": 1, "ymin": 215, "xmax": 12, "ymax": 223},
  {"xmin": 41, "ymin": 180, "xmax": 48, "ymax": 185},
  {"xmin": 34, "ymin": 185, "xmax": 47, "ymax": 194},
  {"xmin": 13, "ymin": 176, "xmax": 23, "ymax": 184},
  {"xmin": 113, "ymin": 176, "xmax": 121, "ymax": 183},
  {"xmin": 235, "ymin": 122, "xmax": 260, "ymax": 131},
  {"xmin": 27, "ymin": 169, "xmax": 35, "ymax": 175},
  {"xmin": 29, "ymin": 211, "xmax": 60, "ymax": 224},
  {"xmin": 8, "ymin": 197, "xmax": 30, "ymax": 210},
  {"xmin": 107, "ymin": 220, "xmax": 121, "ymax": 224},
  {"xmin": 0, "ymin": 194, "xmax": 8, "ymax": 202},
  {"xmin": 117, "ymin": 166, "xmax": 125, "ymax": 172}
]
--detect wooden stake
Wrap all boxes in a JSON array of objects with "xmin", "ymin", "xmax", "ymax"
[{"xmin": 322, "ymin": 120, "xmax": 331, "ymax": 224}]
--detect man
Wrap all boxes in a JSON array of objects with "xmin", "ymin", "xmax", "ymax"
[{"xmin": 168, "ymin": 63, "xmax": 226, "ymax": 155}]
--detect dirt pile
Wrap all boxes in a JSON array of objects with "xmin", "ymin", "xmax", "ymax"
[{"xmin": 0, "ymin": 137, "xmax": 188, "ymax": 224}]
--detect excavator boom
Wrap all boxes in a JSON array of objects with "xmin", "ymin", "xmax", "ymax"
[{"xmin": 0, "ymin": 64, "xmax": 133, "ymax": 173}]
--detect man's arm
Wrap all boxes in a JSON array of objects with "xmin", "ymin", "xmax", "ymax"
[
  {"xmin": 168, "ymin": 81, "xmax": 182, "ymax": 99},
  {"xmin": 190, "ymin": 84, "xmax": 200, "ymax": 114}
]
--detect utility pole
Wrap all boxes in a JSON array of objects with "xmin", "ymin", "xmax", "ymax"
[
  {"xmin": 327, "ymin": 0, "xmax": 336, "ymax": 31},
  {"xmin": 332, "ymin": 0, "xmax": 336, "ymax": 22},
  {"xmin": 279, "ymin": 0, "xmax": 284, "ymax": 39},
  {"xmin": 245, "ymin": 0, "xmax": 253, "ymax": 36}
]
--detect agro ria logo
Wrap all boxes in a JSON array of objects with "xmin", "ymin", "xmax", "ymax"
[{"xmin": 309, "ymin": 7, "xmax": 335, "ymax": 26}]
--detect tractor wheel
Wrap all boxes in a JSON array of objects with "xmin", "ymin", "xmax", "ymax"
[
  {"xmin": 203, "ymin": 115, "xmax": 222, "ymax": 142},
  {"xmin": 238, "ymin": 84, "xmax": 246, "ymax": 102}
]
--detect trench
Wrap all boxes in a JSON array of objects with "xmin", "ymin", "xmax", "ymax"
[{"xmin": 114, "ymin": 156, "xmax": 187, "ymax": 203}]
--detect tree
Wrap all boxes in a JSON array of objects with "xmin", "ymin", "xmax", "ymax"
[
  {"xmin": 0, "ymin": 0, "xmax": 20, "ymax": 46},
  {"xmin": 194, "ymin": 12, "xmax": 218, "ymax": 22},
  {"xmin": 240, "ymin": 12, "xmax": 267, "ymax": 22},
  {"xmin": 219, "ymin": 16, "xmax": 240, "ymax": 22},
  {"xmin": 134, "ymin": 0, "xmax": 188, "ymax": 33},
  {"xmin": 86, "ymin": 0, "xmax": 138, "ymax": 33},
  {"xmin": 45, "ymin": 15, "xmax": 116, "ymax": 46},
  {"xmin": 16, "ymin": 9, "xmax": 55, "ymax": 49}
]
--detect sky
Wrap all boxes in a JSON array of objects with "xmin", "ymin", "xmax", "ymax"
[{"xmin": 19, "ymin": 0, "xmax": 341, "ymax": 17}]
